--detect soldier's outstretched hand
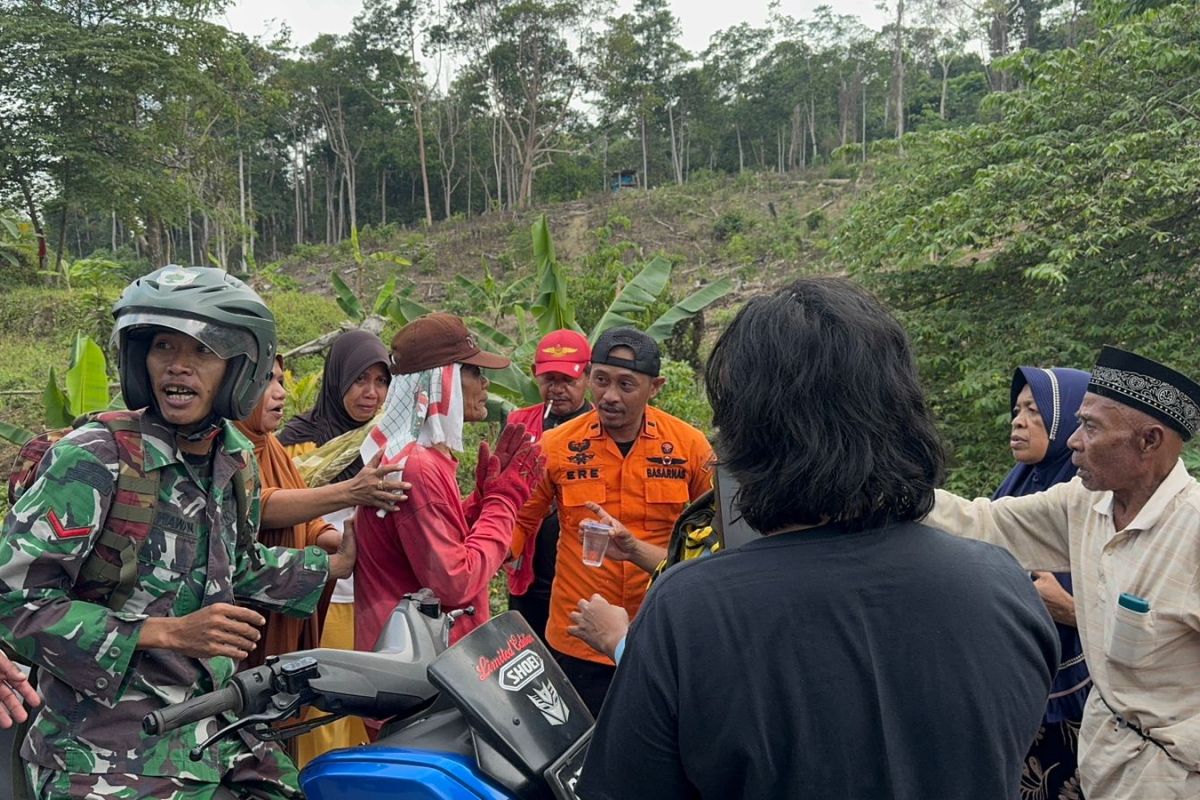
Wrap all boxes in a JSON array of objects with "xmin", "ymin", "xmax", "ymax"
[
  {"xmin": 0, "ymin": 652, "xmax": 39, "ymax": 729},
  {"xmin": 139, "ymin": 603, "xmax": 264, "ymax": 661}
]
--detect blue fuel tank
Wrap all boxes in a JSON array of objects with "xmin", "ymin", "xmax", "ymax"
[{"xmin": 300, "ymin": 746, "xmax": 512, "ymax": 800}]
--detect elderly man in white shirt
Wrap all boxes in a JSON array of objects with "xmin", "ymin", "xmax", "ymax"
[{"xmin": 928, "ymin": 345, "xmax": 1200, "ymax": 800}]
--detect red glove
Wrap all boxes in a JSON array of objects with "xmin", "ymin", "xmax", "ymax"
[
  {"xmin": 493, "ymin": 423, "xmax": 529, "ymax": 471},
  {"xmin": 472, "ymin": 423, "xmax": 528, "ymax": 500},
  {"xmin": 482, "ymin": 438, "xmax": 546, "ymax": 514}
]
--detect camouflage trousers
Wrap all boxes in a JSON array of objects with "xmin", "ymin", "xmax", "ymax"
[{"xmin": 26, "ymin": 738, "xmax": 302, "ymax": 800}]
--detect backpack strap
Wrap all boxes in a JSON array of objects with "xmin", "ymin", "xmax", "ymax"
[
  {"xmin": 72, "ymin": 411, "xmax": 159, "ymax": 611},
  {"xmin": 230, "ymin": 456, "xmax": 264, "ymax": 572}
]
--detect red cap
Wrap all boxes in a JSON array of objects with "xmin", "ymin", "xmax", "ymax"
[{"xmin": 533, "ymin": 329, "xmax": 591, "ymax": 378}]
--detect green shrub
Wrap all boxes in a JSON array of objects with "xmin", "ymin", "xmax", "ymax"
[
  {"xmin": 265, "ymin": 292, "xmax": 347, "ymax": 352},
  {"xmin": 712, "ymin": 211, "xmax": 746, "ymax": 242},
  {"xmin": 653, "ymin": 358, "xmax": 712, "ymax": 432}
]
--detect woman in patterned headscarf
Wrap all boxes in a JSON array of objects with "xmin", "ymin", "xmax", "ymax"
[{"xmin": 994, "ymin": 366, "xmax": 1092, "ymax": 800}]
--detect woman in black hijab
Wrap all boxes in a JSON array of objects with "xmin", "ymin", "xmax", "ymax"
[
  {"xmin": 278, "ymin": 329, "xmax": 392, "ymax": 483},
  {"xmin": 275, "ymin": 328, "xmax": 394, "ymax": 766}
]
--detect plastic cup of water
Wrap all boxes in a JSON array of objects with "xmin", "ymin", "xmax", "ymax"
[{"xmin": 580, "ymin": 521, "xmax": 613, "ymax": 567}]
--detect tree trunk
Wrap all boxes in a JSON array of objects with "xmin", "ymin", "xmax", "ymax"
[
  {"xmin": 809, "ymin": 97, "xmax": 818, "ymax": 164},
  {"xmin": 55, "ymin": 199, "xmax": 69, "ymax": 285},
  {"xmin": 640, "ymin": 112, "xmax": 649, "ymax": 189},
  {"xmin": 294, "ymin": 157, "xmax": 303, "ymax": 246},
  {"xmin": 862, "ymin": 84, "xmax": 868, "ymax": 162},
  {"xmin": 238, "ymin": 148, "xmax": 248, "ymax": 272},
  {"xmin": 413, "ymin": 93, "xmax": 433, "ymax": 227},
  {"xmin": 17, "ymin": 176, "xmax": 47, "ymax": 272},
  {"xmin": 187, "ymin": 202, "xmax": 195, "ymax": 264},
  {"xmin": 492, "ymin": 116, "xmax": 503, "ymax": 211},
  {"xmin": 602, "ymin": 133, "xmax": 608, "ymax": 192},
  {"xmin": 892, "ymin": 0, "xmax": 906, "ymax": 139},
  {"xmin": 736, "ymin": 122, "xmax": 744, "ymax": 174},
  {"xmin": 939, "ymin": 57, "xmax": 951, "ymax": 119},
  {"xmin": 381, "ymin": 169, "xmax": 387, "ymax": 226},
  {"xmin": 668, "ymin": 105, "xmax": 683, "ymax": 185}
]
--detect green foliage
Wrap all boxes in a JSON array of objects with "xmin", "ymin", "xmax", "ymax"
[
  {"xmin": 0, "ymin": 333, "xmax": 114, "ymax": 445},
  {"xmin": 65, "ymin": 334, "xmax": 110, "ymax": 417},
  {"xmin": 0, "ymin": 287, "xmax": 118, "ymax": 350},
  {"xmin": 652, "ymin": 358, "xmax": 712, "ymax": 430},
  {"xmin": 1183, "ymin": 444, "xmax": 1200, "ymax": 477},
  {"xmin": 832, "ymin": 2, "xmax": 1200, "ymax": 492},
  {"xmin": 590, "ymin": 256, "xmax": 674, "ymax": 340},
  {"xmin": 42, "ymin": 368, "xmax": 71, "ymax": 430},
  {"xmin": 451, "ymin": 261, "xmax": 536, "ymax": 324},
  {"xmin": 283, "ymin": 368, "xmax": 321, "ymax": 421},
  {"xmin": 530, "ymin": 215, "xmax": 578, "ymax": 334},
  {"xmin": 47, "ymin": 257, "xmax": 128, "ymax": 290},
  {"xmin": 331, "ymin": 272, "xmax": 366, "ymax": 321},
  {"xmin": 0, "ymin": 211, "xmax": 36, "ymax": 276},
  {"xmin": 712, "ymin": 212, "xmax": 745, "ymax": 242}
]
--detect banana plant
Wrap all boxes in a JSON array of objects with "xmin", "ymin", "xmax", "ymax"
[
  {"xmin": 0, "ymin": 212, "xmax": 35, "ymax": 269},
  {"xmin": 472, "ymin": 215, "xmax": 732, "ymax": 405},
  {"xmin": 453, "ymin": 259, "xmax": 536, "ymax": 325},
  {"xmin": 345, "ymin": 215, "xmax": 730, "ymax": 422},
  {"xmin": 0, "ymin": 333, "xmax": 117, "ymax": 445}
]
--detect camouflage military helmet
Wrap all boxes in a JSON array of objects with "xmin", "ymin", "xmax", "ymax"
[{"xmin": 112, "ymin": 266, "xmax": 277, "ymax": 420}]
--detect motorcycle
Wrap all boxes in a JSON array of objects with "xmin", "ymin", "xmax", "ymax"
[{"xmin": 143, "ymin": 590, "xmax": 594, "ymax": 800}]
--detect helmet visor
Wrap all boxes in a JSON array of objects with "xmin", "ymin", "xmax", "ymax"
[{"xmin": 114, "ymin": 313, "xmax": 256, "ymax": 360}]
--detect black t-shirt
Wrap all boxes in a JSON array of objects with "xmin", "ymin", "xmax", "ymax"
[{"xmin": 578, "ymin": 521, "xmax": 1059, "ymax": 800}]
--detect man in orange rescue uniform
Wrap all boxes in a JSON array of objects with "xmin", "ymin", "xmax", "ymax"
[{"xmin": 513, "ymin": 327, "xmax": 712, "ymax": 715}]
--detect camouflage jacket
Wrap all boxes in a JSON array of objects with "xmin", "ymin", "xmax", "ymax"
[{"xmin": 0, "ymin": 413, "xmax": 330, "ymax": 780}]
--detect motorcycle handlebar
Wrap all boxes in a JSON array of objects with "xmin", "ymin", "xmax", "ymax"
[{"xmin": 142, "ymin": 684, "xmax": 243, "ymax": 736}]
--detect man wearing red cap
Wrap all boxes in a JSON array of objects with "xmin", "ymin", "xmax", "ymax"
[
  {"xmin": 505, "ymin": 330, "xmax": 593, "ymax": 640},
  {"xmin": 514, "ymin": 327, "xmax": 712, "ymax": 715}
]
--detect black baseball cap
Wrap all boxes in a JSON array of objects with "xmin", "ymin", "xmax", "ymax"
[{"xmin": 592, "ymin": 327, "xmax": 661, "ymax": 377}]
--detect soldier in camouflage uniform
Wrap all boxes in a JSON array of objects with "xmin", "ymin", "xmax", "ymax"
[{"xmin": 0, "ymin": 266, "xmax": 356, "ymax": 799}]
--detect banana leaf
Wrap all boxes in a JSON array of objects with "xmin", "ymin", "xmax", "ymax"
[
  {"xmin": 0, "ymin": 419, "xmax": 34, "ymax": 446},
  {"xmin": 65, "ymin": 334, "xmax": 110, "ymax": 416},
  {"xmin": 386, "ymin": 295, "xmax": 432, "ymax": 326},
  {"xmin": 332, "ymin": 272, "xmax": 364, "ymax": 321},
  {"xmin": 372, "ymin": 277, "xmax": 398, "ymax": 316},
  {"xmin": 44, "ymin": 368, "xmax": 71, "ymax": 428},
  {"xmin": 589, "ymin": 256, "xmax": 673, "ymax": 343},
  {"xmin": 645, "ymin": 277, "xmax": 734, "ymax": 342},
  {"xmin": 530, "ymin": 215, "xmax": 578, "ymax": 335},
  {"xmin": 468, "ymin": 318, "xmax": 540, "ymax": 405}
]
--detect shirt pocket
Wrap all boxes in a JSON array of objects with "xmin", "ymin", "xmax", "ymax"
[
  {"xmin": 560, "ymin": 481, "xmax": 606, "ymax": 510},
  {"xmin": 136, "ymin": 529, "xmax": 196, "ymax": 593},
  {"xmin": 1105, "ymin": 602, "xmax": 1159, "ymax": 669},
  {"xmin": 644, "ymin": 479, "xmax": 690, "ymax": 531}
]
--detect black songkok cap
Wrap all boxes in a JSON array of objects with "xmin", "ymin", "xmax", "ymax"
[
  {"xmin": 592, "ymin": 327, "xmax": 661, "ymax": 377},
  {"xmin": 1088, "ymin": 346, "xmax": 1200, "ymax": 441}
]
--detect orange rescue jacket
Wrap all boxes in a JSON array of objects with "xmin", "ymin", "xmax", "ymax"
[{"xmin": 514, "ymin": 406, "xmax": 713, "ymax": 663}]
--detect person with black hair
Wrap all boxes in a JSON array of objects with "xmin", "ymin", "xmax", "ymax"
[{"xmin": 578, "ymin": 277, "xmax": 1059, "ymax": 800}]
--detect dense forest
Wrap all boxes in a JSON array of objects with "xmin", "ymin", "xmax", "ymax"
[
  {"xmin": 2, "ymin": 0, "xmax": 1094, "ymax": 274},
  {"xmin": 2, "ymin": 0, "xmax": 1200, "ymax": 495}
]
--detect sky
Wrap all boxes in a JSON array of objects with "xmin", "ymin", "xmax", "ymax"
[{"xmin": 220, "ymin": 0, "xmax": 892, "ymax": 55}]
